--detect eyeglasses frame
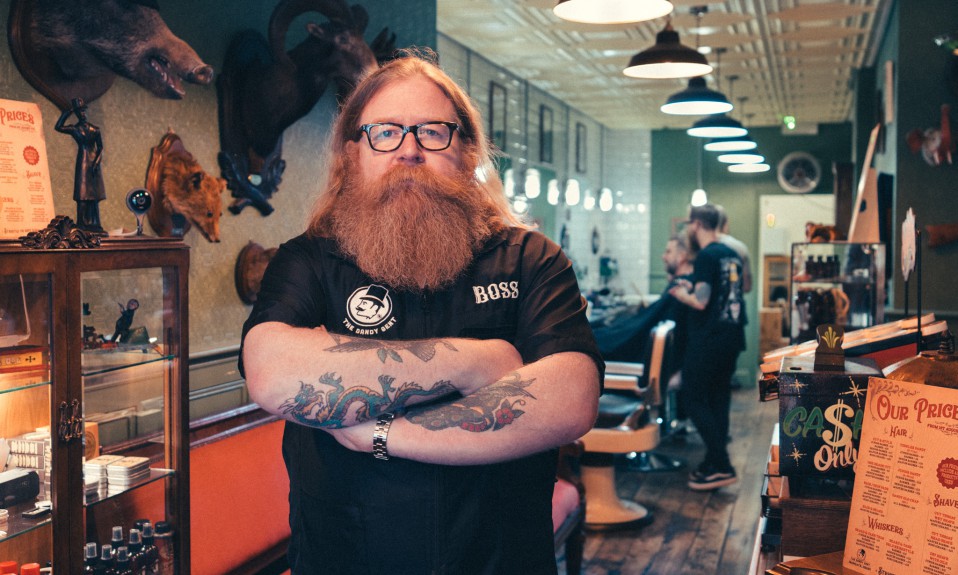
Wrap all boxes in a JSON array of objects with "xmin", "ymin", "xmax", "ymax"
[{"xmin": 356, "ymin": 121, "xmax": 461, "ymax": 152}]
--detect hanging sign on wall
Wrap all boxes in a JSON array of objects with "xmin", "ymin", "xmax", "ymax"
[{"xmin": 0, "ymin": 99, "xmax": 55, "ymax": 239}]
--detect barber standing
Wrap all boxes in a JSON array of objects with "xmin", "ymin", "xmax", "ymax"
[
  {"xmin": 241, "ymin": 50, "xmax": 602, "ymax": 574},
  {"xmin": 669, "ymin": 203, "xmax": 746, "ymax": 491}
]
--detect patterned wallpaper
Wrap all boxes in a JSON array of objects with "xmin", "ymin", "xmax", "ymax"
[
  {"xmin": 0, "ymin": 0, "xmax": 435, "ymax": 355},
  {"xmin": 0, "ymin": 0, "xmax": 651, "ymax": 357}
]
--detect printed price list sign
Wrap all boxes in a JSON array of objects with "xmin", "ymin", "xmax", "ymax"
[
  {"xmin": 844, "ymin": 377, "xmax": 958, "ymax": 574},
  {"xmin": 0, "ymin": 99, "xmax": 55, "ymax": 239}
]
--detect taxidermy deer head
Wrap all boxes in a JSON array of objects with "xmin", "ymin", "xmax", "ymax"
[
  {"xmin": 217, "ymin": 0, "xmax": 395, "ymax": 216},
  {"xmin": 7, "ymin": 0, "xmax": 213, "ymax": 110}
]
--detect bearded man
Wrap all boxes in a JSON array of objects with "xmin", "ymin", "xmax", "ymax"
[{"xmin": 240, "ymin": 51, "xmax": 602, "ymax": 575}]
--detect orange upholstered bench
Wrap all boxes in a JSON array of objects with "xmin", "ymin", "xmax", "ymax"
[{"xmin": 190, "ymin": 419, "xmax": 290, "ymax": 575}]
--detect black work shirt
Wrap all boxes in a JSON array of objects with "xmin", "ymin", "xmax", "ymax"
[
  {"xmin": 240, "ymin": 227, "xmax": 602, "ymax": 575},
  {"xmin": 689, "ymin": 241, "xmax": 746, "ymax": 351}
]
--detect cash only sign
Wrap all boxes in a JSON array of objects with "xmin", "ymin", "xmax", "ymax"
[
  {"xmin": 777, "ymin": 325, "xmax": 882, "ymax": 478},
  {"xmin": 843, "ymin": 377, "xmax": 958, "ymax": 575}
]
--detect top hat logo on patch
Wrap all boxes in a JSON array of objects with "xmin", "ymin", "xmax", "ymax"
[{"xmin": 347, "ymin": 284, "xmax": 393, "ymax": 327}]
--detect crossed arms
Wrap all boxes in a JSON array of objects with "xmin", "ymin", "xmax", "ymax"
[{"xmin": 242, "ymin": 322, "xmax": 600, "ymax": 465}]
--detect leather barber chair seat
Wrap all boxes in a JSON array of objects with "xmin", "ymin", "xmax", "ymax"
[{"xmin": 579, "ymin": 320, "xmax": 677, "ymax": 531}]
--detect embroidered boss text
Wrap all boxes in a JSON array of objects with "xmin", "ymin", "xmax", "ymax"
[{"xmin": 473, "ymin": 281, "xmax": 519, "ymax": 303}]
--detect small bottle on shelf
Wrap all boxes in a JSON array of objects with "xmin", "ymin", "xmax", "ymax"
[
  {"xmin": 152, "ymin": 522, "xmax": 174, "ymax": 575},
  {"xmin": 18, "ymin": 565, "xmax": 40, "ymax": 575},
  {"xmin": 127, "ymin": 529, "xmax": 145, "ymax": 575},
  {"xmin": 84, "ymin": 542, "xmax": 99, "ymax": 574},
  {"xmin": 140, "ymin": 523, "xmax": 159, "ymax": 574},
  {"xmin": 109, "ymin": 526, "xmax": 124, "ymax": 561},
  {"xmin": 98, "ymin": 544, "xmax": 115, "ymax": 575},
  {"xmin": 0, "ymin": 562, "xmax": 18, "ymax": 574},
  {"xmin": 113, "ymin": 548, "xmax": 133, "ymax": 575}
]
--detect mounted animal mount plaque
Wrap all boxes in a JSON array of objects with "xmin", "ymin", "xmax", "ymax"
[
  {"xmin": 7, "ymin": 0, "xmax": 213, "ymax": 111},
  {"xmin": 235, "ymin": 241, "xmax": 278, "ymax": 304},
  {"xmin": 145, "ymin": 130, "xmax": 226, "ymax": 242},
  {"xmin": 216, "ymin": 0, "xmax": 395, "ymax": 216}
]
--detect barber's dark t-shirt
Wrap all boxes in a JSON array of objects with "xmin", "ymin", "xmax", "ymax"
[
  {"xmin": 241, "ymin": 227, "xmax": 602, "ymax": 575},
  {"xmin": 688, "ymin": 241, "xmax": 747, "ymax": 351}
]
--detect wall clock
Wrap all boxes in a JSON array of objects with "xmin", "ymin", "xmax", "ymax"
[{"xmin": 777, "ymin": 151, "xmax": 821, "ymax": 194}]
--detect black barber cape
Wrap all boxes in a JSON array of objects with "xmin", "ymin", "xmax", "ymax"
[{"xmin": 240, "ymin": 228, "xmax": 603, "ymax": 575}]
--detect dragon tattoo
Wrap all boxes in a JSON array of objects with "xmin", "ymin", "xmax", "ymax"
[{"xmin": 279, "ymin": 372, "xmax": 455, "ymax": 428}]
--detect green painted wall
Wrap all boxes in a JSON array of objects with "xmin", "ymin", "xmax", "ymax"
[
  {"xmin": 887, "ymin": 0, "xmax": 958, "ymax": 314},
  {"xmin": 650, "ymin": 123, "xmax": 853, "ymax": 383}
]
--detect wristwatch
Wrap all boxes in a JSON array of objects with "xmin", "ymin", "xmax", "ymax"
[{"xmin": 372, "ymin": 412, "xmax": 395, "ymax": 461}]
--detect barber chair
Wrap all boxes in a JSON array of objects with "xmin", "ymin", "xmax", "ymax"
[
  {"xmin": 621, "ymin": 320, "xmax": 685, "ymax": 473},
  {"xmin": 553, "ymin": 441, "xmax": 585, "ymax": 575},
  {"xmin": 579, "ymin": 320, "xmax": 679, "ymax": 531}
]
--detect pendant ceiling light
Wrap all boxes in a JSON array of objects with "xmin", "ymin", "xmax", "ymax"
[
  {"xmin": 704, "ymin": 136, "xmax": 757, "ymax": 152},
  {"xmin": 661, "ymin": 76, "xmax": 732, "ymax": 115},
  {"xmin": 687, "ymin": 73, "xmax": 747, "ymax": 138},
  {"xmin": 728, "ymin": 162, "xmax": 771, "ymax": 173},
  {"xmin": 554, "ymin": 0, "xmax": 673, "ymax": 24},
  {"xmin": 660, "ymin": 10, "xmax": 727, "ymax": 114},
  {"xmin": 706, "ymin": 99, "xmax": 756, "ymax": 150},
  {"xmin": 687, "ymin": 114, "xmax": 747, "ymax": 138},
  {"xmin": 717, "ymin": 151, "xmax": 765, "ymax": 164},
  {"xmin": 624, "ymin": 20, "xmax": 712, "ymax": 79}
]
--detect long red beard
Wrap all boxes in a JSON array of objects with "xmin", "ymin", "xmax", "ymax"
[{"xmin": 331, "ymin": 164, "xmax": 496, "ymax": 291}]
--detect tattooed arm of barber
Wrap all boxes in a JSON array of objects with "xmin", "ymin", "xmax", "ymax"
[
  {"xmin": 330, "ymin": 352, "xmax": 599, "ymax": 465},
  {"xmin": 325, "ymin": 350, "xmax": 599, "ymax": 465},
  {"xmin": 243, "ymin": 322, "xmax": 522, "ymax": 429}
]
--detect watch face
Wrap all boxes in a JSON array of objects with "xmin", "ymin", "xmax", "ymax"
[{"xmin": 777, "ymin": 152, "xmax": 821, "ymax": 193}]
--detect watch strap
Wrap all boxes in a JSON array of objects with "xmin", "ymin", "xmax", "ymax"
[{"xmin": 372, "ymin": 412, "xmax": 395, "ymax": 461}]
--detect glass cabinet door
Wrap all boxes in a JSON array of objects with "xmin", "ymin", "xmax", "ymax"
[
  {"xmin": 80, "ymin": 265, "xmax": 179, "ymax": 564},
  {"xmin": 0, "ymin": 272, "xmax": 54, "ymax": 567},
  {"xmin": 790, "ymin": 242, "xmax": 886, "ymax": 343}
]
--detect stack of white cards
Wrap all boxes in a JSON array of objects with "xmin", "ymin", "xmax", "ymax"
[
  {"xmin": 83, "ymin": 454, "xmax": 125, "ymax": 493},
  {"xmin": 105, "ymin": 456, "xmax": 151, "ymax": 494}
]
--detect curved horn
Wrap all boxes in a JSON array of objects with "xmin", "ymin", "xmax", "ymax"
[
  {"xmin": 350, "ymin": 4, "xmax": 369, "ymax": 34},
  {"xmin": 268, "ymin": 0, "xmax": 352, "ymax": 65}
]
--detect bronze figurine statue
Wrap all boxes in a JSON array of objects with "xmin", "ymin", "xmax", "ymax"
[{"xmin": 55, "ymin": 98, "xmax": 106, "ymax": 235}]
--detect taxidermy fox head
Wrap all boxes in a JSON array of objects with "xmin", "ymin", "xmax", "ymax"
[{"xmin": 160, "ymin": 151, "xmax": 226, "ymax": 242}]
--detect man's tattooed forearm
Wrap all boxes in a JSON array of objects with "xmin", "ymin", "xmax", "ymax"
[
  {"xmin": 325, "ymin": 333, "xmax": 458, "ymax": 364},
  {"xmin": 279, "ymin": 372, "xmax": 455, "ymax": 428},
  {"xmin": 405, "ymin": 372, "xmax": 536, "ymax": 432}
]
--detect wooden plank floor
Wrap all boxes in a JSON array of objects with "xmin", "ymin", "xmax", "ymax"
[{"xmin": 559, "ymin": 386, "xmax": 779, "ymax": 575}]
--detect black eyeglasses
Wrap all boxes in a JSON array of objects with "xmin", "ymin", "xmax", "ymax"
[{"xmin": 357, "ymin": 121, "xmax": 460, "ymax": 152}]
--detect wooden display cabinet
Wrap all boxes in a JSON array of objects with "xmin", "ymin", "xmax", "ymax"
[{"xmin": 0, "ymin": 237, "xmax": 189, "ymax": 573}]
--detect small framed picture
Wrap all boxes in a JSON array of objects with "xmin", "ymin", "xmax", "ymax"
[
  {"xmin": 489, "ymin": 82, "xmax": 507, "ymax": 151},
  {"xmin": 575, "ymin": 122, "xmax": 587, "ymax": 173},
  {"xmin": 539, "ymin": 105, "xmax": 553, "ymax": 164}
]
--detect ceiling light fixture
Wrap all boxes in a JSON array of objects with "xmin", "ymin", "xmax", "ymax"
[
  {"xmin": 717, "ymin": 151, "xmax": 765, "ymax": 164},
  {"xmin": 554, "ymin": 0, "xmax": 673, "ymax": 24},
  {"xmin": 661, "ymin": 10, "xmax": 729, "ymax": 115},
  {"xmin": 624, "ymin": 20, "xmax": 712, "ymax": 79},
  {"xmin": 704, "ymin": 136, "xmax": 757, "ymax": 152},
  {"xmin": 687, "ymin": 74, "xmax": 747, "ymax": 137},
  {"xmin": 706, "ymin": 104, "xmax": 756, "ymax": 150},
  {"xmin": 687, "ymin": 114, "xmax": 747, "ymax": 138},
  {"xmin": 728, "ymin": 163, "xmax": 771, "ymax": 173},
  {"xmin": 661, "ymin": 77, "xmax": 732, "ymax": 115}
]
